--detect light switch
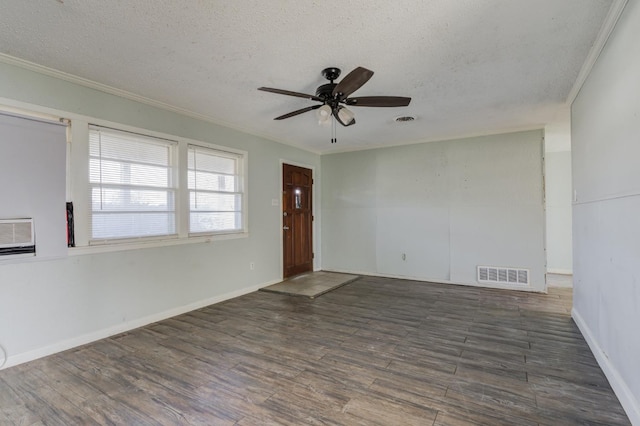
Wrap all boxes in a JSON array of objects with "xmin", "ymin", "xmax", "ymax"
[{"xmin": 271, "ymin": 198, "xmax": 279, "ymax": 206}]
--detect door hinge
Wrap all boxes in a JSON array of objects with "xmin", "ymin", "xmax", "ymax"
[
  {"xmin": 312, "ymin": 215, "xmax": 314, "ymax": 221},
  {"xmin": 312, "ymin": 253, "xmax": 315, "ymax": 259}
]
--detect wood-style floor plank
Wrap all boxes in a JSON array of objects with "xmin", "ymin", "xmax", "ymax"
[{"xmin": 0, "ymin": 276, "xmax": 631, "ymax": 425}]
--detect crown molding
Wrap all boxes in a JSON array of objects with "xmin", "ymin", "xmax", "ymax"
[
  {"xmin": 0, "ymin": 53, "xmax": 322, "ymax": 155},
  {"xmin": 0, "ymin": 53, "xmax": 217, "ymax": 122},
  {"xmin": 566, "ymin": 0, "xmax": 629, "ymax": 105}
]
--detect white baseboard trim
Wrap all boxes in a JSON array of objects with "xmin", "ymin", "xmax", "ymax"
[
  {"xmin": 547, "ymin": 268, "xmax": 573, "ymax": 275},
  {"xmin": 572, "ymin": 308, "xmax": 640, "ymax": 425},
  {"xmin": 322, "ymin": 269, "xmax": 545, "ymax": 293},
  {"xmin": 2, "ymin": 279, "xmax": 279, "ymax": 370}
]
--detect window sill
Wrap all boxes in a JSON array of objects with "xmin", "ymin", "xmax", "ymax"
[{"xmin": 68, "ymin": 232, "xmax": 248, "ymax": 256}]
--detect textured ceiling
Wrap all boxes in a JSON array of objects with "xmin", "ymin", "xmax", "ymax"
[{"xmin": 0, "ymin": 0, "xmax": 613, "ymax": 153}]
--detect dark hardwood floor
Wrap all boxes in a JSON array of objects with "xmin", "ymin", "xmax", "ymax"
[{"xmin": 0, "ymin": 276, "xmax": 630, "ymax": 425}]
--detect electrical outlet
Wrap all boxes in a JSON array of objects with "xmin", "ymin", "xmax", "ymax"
[
  {"xmin": 250, "ymin": 262, "xmax": 255, "ymax": 270},
  {"xmin": 402, "ymin": 253, "xmax": 406, "ymax": 261}
]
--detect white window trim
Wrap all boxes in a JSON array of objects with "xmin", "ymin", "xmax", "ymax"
[
  {"xmin": 187, "ymin": 143, "xmax": 246, "ymax": 237},
  {"xmin": 69, "ymin": 231, "xmax": 248, "ymax": 256}
]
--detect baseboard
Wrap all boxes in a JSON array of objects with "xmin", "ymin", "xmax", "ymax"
[
  {"xmin": 1, "ymin": 279, "xmax": 278, "ymax": 370},
  {"xmin": 547, "ymin": 268, "xmax": 573, "ymax": 275},
  {"xmin": 322, "ymin": 268, "xmax": 545, "ymax": 293},
  {"xmin": 572, "ymin": 308, "xmax": 640, "ymax": 425}
]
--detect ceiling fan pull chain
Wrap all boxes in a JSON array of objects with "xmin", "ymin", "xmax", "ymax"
[{"xmin": 331, "ymin": 115, "xmax": 337, "ymax": 143}]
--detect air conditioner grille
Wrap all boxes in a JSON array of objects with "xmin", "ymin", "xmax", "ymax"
[
  {"xmin": 477, "ymin": 265, "xmax": 529, "ymax": 285},
  {"xmin": 0, "ymin": 219, "xmax": 35, "ymax": 256}
]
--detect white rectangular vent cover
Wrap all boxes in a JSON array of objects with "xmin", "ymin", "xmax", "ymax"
[
  {"xmin": 0, "ymin": 219, "xmax": 35, "ymax": 255},
  {"xmin": 477, "ymin": 265, "xmax": 529, "ymax": 285}
]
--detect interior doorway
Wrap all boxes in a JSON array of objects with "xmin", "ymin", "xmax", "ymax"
[
  {"xmin": 282, "ymin": 163, "xmax": 313, "ymax": 278},
  {"xmin": 544, "ymin": 113, "xmax": 573, "ymax": 287}
]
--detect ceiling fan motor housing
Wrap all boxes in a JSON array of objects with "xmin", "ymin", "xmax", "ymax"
[
  {"xmin": 316, "ymin": 83, "xmax": 338, "ymax": 101},
  {"xmin": 318, "ymin": 67, "xmax": 342, "ymax": 104}
]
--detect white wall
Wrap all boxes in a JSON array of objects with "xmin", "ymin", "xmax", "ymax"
[
  {"xmin": 571, "ymin": 0, "xmax": 640, "ymax": 423},
  {"xmin": 322, "ymin": 130, "xmax": 546, "ymax": 292},
  {"xmin": 545, "ymin": 114, "xmax": 573, "ymax": 274},
  {"xmin": 0, "ymin": 61, "xmax": 320, "ymax": 368}
]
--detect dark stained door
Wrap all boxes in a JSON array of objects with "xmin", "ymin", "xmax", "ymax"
[{"xmin": 283, "ymin": 164, "xmax": 313, "ymax": 278}]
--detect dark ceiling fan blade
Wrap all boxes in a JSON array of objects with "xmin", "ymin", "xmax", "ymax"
[
  {"xmin": 258, "ymin": 87, "xmax": 322, "ymax": 102},
  {"xmin": 332, "ymin": 67, "xmax": 374, "ymax": 100},
  {"xmin": 345, "ymin": 96, "xmax": 412, "ymax": 107},
  {"xmin": 274, "ymin": 104, "xmax": 321, "ymax": 120}
]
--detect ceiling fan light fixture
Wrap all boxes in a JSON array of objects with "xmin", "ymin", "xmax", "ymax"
[
  {"xmin": 337, "ymin": 106, "xmax": 355, "ymax": 125},
  {"xmin": 318, "ymin": 104, "xmax": 332, "ymax": 125}
]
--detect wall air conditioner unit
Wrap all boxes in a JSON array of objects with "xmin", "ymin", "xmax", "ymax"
[{"xmin": 0, "ymin": 218, "xmax": 35, "ymax": 256}]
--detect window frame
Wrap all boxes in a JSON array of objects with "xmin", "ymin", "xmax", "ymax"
[
  {"xmin": 187, "ymin": 143, "xmax": 246, "ymax": 237},
  {"xmin": 88, "ymin": 125, "xmax": 180, "ymax": 245},
  {"xmin": 68, "ymin": 118, "xmax": 248, "ymax": 254}
]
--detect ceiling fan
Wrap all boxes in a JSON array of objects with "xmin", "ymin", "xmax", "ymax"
[{"xmin": 258, "ymin": 67, "xmax": 411, "ymax": 128}]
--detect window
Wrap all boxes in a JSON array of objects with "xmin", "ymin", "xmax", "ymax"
[
  {"xmin": 188, "ymin": 144, "xmax": 244, "ymax": 234},
  {"xmin": 89, "ymin": 126, "xmax": 177, "ymax": 242},
  {"xmin": 80, "ymin": 123, "xmax": 247, "ymax": 249}
]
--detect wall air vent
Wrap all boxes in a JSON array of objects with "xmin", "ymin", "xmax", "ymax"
[
  {"xmin": 0, "ymin": 219, "xmax": 35, "ymax": 256},
  {"xmin": 477, "ymin": 265, "xmax": 529, "ymax": 285}
]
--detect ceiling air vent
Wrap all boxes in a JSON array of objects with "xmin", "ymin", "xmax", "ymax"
[
  {"xmin": 477, "ymin": 265, "xmax": 529, "ymax": 286},
  {"xmin": 395, "ymin": 116, "xmax": 415, "ymax": 123},
  {"xmin": 0, "ymin": 219, "xmax": 35, "ymax": 256}
]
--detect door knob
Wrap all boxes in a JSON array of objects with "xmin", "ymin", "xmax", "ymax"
[{"xmin": 283, "ymin": 226, "xmax": 290, "ymax": 230}]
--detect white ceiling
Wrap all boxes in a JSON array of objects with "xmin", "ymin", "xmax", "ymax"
[{"xmin": 0, "ymin": 0, "xmax": 615, "ymax": 154}]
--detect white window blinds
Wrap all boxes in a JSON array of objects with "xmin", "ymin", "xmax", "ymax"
[
  {"xmin": 89, "ymin": 126, "xmax": 177, "ymax": 242},
  {"xmin": 188, "ymin": 144, "xmax": 244, "ymax": 234}
]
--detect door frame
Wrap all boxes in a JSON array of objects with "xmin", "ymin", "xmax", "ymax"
[{"xmin": 279, "ymin": 159, "xmax": 318, "ymax": 280}]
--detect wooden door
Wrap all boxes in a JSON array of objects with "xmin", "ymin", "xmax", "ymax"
[{"xmin": 282, "ymin": 164, "xmax": 313, "ymax": 278}]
